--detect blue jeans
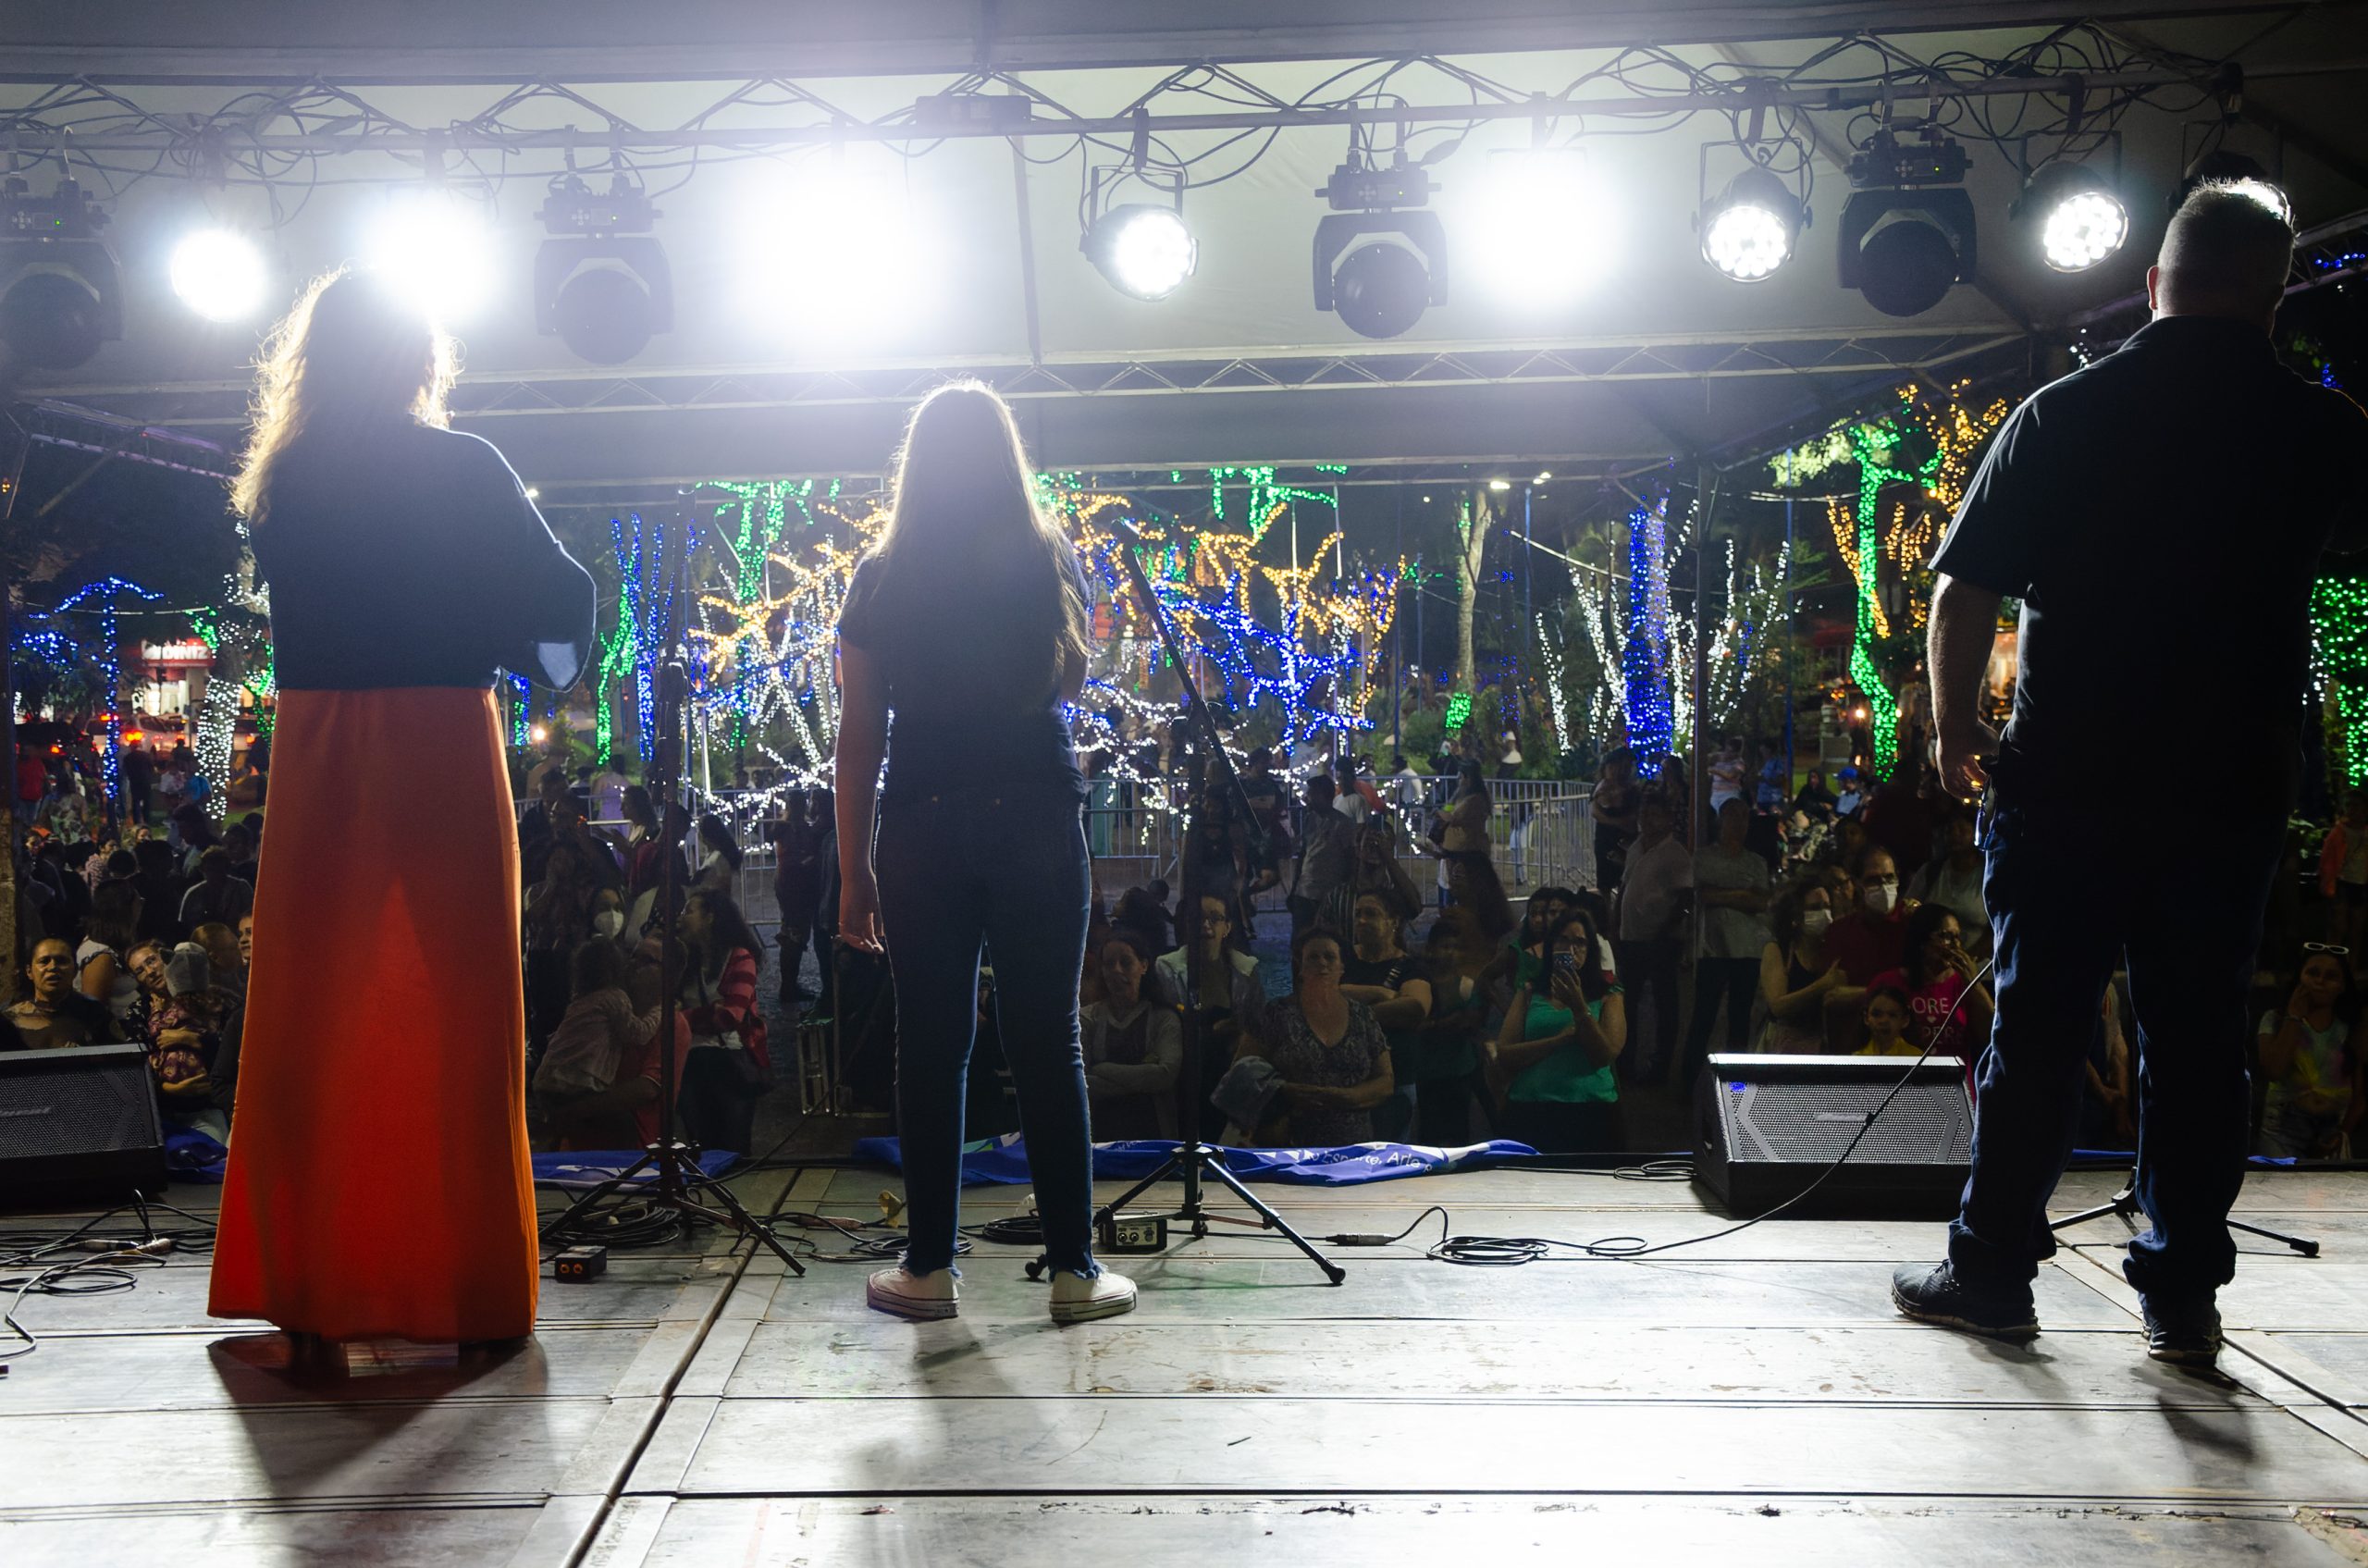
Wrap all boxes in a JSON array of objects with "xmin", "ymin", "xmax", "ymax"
[
  {"xmin": 1947, "ymin": 780, "xmax": 2282, "ymax": 1297},
  {"xmin": 874, "ymin": 790, "xmax": 1102, "ymax": 1280}
]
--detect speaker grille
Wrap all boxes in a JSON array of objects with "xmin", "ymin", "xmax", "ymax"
[
  {"xmin": 0, "ymin": 1051, "xmax": 156, "ymax": 1159},
  {"xmin": 1733, "ymin": 1079, "xmax": 1972, "ymax": 1164}
]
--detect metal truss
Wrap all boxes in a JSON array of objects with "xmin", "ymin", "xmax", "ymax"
[{"xmin": 45, "ymin": 327, "xmax": 2027, "ymax": 432}]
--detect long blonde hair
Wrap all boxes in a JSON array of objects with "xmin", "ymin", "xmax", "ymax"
[
  {"xmin": 229, "ymin": 266, "xmax": 458, "ymax": 525},
  {"xmin": 864, "ymin": 379, "xmax": 1088, "ymax": 700}
]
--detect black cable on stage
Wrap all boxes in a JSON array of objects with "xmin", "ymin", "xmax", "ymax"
[
  {"xmin": 1275, "ymin": 965, "xmax": 1997, "ymax": 1266},
  {"xmin": 0, "ymin": 1194, "xmax": 216, "ymax": 1363}
]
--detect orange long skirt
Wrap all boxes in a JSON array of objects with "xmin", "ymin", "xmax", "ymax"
[{"xmin": 210, "ymin": 687, "xmax": 538, "ymax": 1341}]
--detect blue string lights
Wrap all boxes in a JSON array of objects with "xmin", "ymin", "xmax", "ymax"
[
  {"xmin": 52, "ymin": 575, "xmax": 164, "ymax": 811},
  {"xmin": 1622, "ymin": 498, "xmax": 1674, "ymax": 776}
]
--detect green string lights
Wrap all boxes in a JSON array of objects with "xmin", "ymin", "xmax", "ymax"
[
  {"xmin": 2313, "ymin": 576, "xmax": 2368, "ymax": 790},
  {"xmin": 1845, "ymin": 420, "xmax": 1942, "ymax": 780}
]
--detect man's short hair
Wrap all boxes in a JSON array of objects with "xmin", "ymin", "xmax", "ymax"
[
  {"xmin": 198, "ymin": 846, "xmax": 231, "ymax": 874},
  {"xmin": 2161, "ymin": 181, "xmax": 2296, "ymax": 307}
]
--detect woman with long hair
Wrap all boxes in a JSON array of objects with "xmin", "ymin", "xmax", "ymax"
[
  {"xmin": 209, "ymin": 267, "xmax": 595, "ymax": 1347},
  {"xmin": 674, "ymin": 887, "xmax": 771, "ymax": 1154},
  {"xmin": 1439, "ymin": 759, "xmax": 1514, "ymax": 941},
  {"xmin": 834, "ymin": 379, "xmax": 1135, "ymax": 1326}
]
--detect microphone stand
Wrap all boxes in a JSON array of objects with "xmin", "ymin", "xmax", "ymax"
[
  {"xmin": 541, "ymin": 511, "xmax": 804, "ymax": 1274},
  {"xmin": 1044, "ymin": 523, "xmax": 1343, "ymax": 1285}
]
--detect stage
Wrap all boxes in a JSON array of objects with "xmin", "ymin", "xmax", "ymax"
[{"xmin": 5, "ymin": 1163, "xmax": 2367, "ymax": 1565}]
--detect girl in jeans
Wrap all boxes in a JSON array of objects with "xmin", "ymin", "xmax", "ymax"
[{"xmin": 833, "ymin": 380, "xmax": 1135, "ymax": 1326}]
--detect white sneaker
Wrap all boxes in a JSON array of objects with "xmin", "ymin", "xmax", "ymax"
[
  {"xmin": 1049, "ymin": 1268, "xmax": 1138, "ymax": 1325},
  {"xmin": 867, "ymin": 1266, "xmax": 958, "ymax": 1321}
]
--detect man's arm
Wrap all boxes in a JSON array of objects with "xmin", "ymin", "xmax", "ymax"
[{"xmin": 1929, "ymin": 573, "xmax": 2003, "ymax": 802}]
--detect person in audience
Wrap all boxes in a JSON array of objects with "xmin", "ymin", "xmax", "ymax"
[
  {"xmin": 589, "ymin": 756, "xmax": 632, "ymax": 824},
  {"xmin": 1155, "ymin": 893, "xmax": 1267, "ymax": 1138},
  {"xmin": 1080, "ymin": 932, "xmax": 1183, "ymax": 1140},
  {"xmin": 1612, "ymin": 794, "xmax": 1690, "ymax": 1085},
  {"xmin": 179, "ymin": 847, "xmax": 255, "ymax": 942},
  {"xmin": 1323, "ymin": 814, "xmax": 1423, "ymax": 936},
  {"xmin": 1490, "ymin": 907, "xmax": 1626, "ymax": 1154},
  {"xmin": 2082, "ymin": 988, "xmax": 2139, "ymax": 1149},
  {"xmin": 1592, "ymin": 747, "xmax": 1642, "ymax": 895},
  {"xmin": 147, "ymin": 944, "xmax": 245, "ymax": 1135},
  {"xmin": 535, "ymin": 937, "xmax": 665, "ymax": 1151},
  {"xmin": 1861, "ymin": 748, "xmax": 1943, "ymax": 884},
  {"xmin": 1794, "ymin": 766, "xmax": 1837, "ymax": 820},
  {"xmin": 221, "ymin": 821, "xmax": 260, "ymax": 885},
  {"xmin": 6, "ymin": 937, "xmax": 125, "ymax": 1049},
  {"xmin": 1684, "ymin": 796, "xmax": 1771, "ymax": 1083},
  {"xmin": 1411, "ymin": 906, "xmax": 1495, "ymax": 1144},
  {"xmin": 76, "ymin": 878, "xmax": 144, "ymax": 1023},
  {"xmin": 1339, "ymin": 888, "xmax": 1433, "ymax": 1141},
  {"xmin": 172, "ymin": 802, "xmax": 222, "ymax": 875},
  {"xmin": 1867, "ymin": 902, "xmax": 1994, "ymax": 1061},
  {"xmin": 1110, "ymin": 883, "xmax": 1176, "ymax": 957},
  {"xmin": 1833, "ymin": 767, "xmax": 1865, "ymax": 818},
  {"xmin": 1907, "ymin": 803, "xmax": 1988, "ymax": 950},
  {"xmin": 1486, "ymin": 885, "xmax": 1572, "ymax": 994},
  {"xmin": 131, "ymin": 838, "xmax": 183, "ymax": 942},
  {"xmin": 674, "ymin": 887, "xmax": 770, "ymax": 1154},
  {"xmin": 1758, "ymin": 878, "xmax": 1844, "ymax": 1053},
  {"xmin": 693, "ymin": 812, "xmax": 742, "ymax": 896},
  {"xmin": 1439, "ymin": 759, "xmax": 1514, "ymax": 940},
  {"xmin": 771, "ymin": 795, "xmax": 823, "ymax": 1006},
  {"xmin": 1290, "ymin": 773, "xmax": 1356, "ymax": 941},
  {"xmin": 2320, "ymin": 794, "xmax": 2368, "ymax": 953},
  {"xmin": 2256, "ymin": 943, "xmax": 2365, "ymax": 1160},
  {"xmin": 191, "ymin": 920, "xmax": 246, "ymax": 996},
  {"xmin": 1822, "ymin": 843, "xmax": 1914, "ymax": 1041},
  {"xmin": 237, "ymin": 911, "xmax": 256, "ymax": 974},
  {"xmin": 525, "ymin": 835, "xmax": 599, "ymax": 1051},
  {"xmin": 1239, "ymin": 928, "xmax": 1394, "ymax": 1145},
  {"xmin": 1857, "ymin": 985, "xmax": 1918, "ymax": 1057}
]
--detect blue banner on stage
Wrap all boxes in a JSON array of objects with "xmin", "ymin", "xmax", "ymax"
[{"xmin": 851, "ymin": 1134, "xmax": 1539, "ymax": 1187}]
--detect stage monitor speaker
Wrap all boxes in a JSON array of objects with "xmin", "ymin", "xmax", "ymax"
[
  {"xmin": 1694, "ymin": 1053, "xmax": 1971, "ymax": 1218},
  {"xmin": 0, "ymin": 1043, "xmax": 168, "ymax": 1205}
]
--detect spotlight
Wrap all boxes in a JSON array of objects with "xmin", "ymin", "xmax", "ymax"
[
  {"xmin": 535, "ymin": 176, "xmax": 672, "ymax": 364},
  {"xmin": 1466, "ymin": 147, "xmax": 1615, "ymax": 307},
  {"xmin": 0, "ymin": 176, "xmax": 122, "ymax": 370},
  {"xmin": 756, "ymin": 158, "xmax": 931, "ymax": 342},
  {"xmin": 2173, "ymin": 148, "xmax": 2290, "ymax": 221},
  {"xmin": 2012, "ymin": 164, "xmax": 2128, "ymax": 273},
  {"xmin": 1838, "ymin": 130, "xmax": 1976, "ymax": 318},
  {"xmin": 1313, "ymin": 156, "xmax": 1448, "ymax": 340},
  {"xmin": 170, "ymin": 228, "xmax": 269, "ymax": 321},
  {"xmin": 366, "ymin": 188, "xmax": 497, "ymax": 324},
  {"xmin": 1081, "ymin": 203, "xmax": 1195, "ymax": 302},
  {"xmin": 1697, "ymin": 167, "xmax": 1804, "ymax": 282}
]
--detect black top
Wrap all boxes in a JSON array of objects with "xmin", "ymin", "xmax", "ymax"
[
  {"xmin": 1932, "ymin": 315, "xmax": 2368, "ymax": 797},
  {"xmin": 836, "ymin": 549, "xmax": 1088, "ymax": 802},
  {"xmin": 254, "ymin": 425, "xmax": 598, "ymax": 692}
]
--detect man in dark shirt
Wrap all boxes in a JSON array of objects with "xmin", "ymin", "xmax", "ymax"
[{"xmin": 1894, "ymin": 184, "xmax": 2368, "ymax": 1366}]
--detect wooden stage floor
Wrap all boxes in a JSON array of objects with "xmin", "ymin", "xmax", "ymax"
[{"xmin": 5, "ymin": 1163, "xmax": 2368, "ymax": 1565}]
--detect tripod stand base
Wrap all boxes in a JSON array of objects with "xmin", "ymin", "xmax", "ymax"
[
  {"xmin": 541, "ymin": 1142, "xmax": 808, "ymax": 1274},
  {"xmin": 1059, "ymin": 1142, "xmax": 1345, "ymax": 1285},
  {"xmin": 2049, "ymin": 1172, "xmax": 2320, "ymax": 1258}
]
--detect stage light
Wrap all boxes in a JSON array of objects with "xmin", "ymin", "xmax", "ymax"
[
  {"xmin": 1313, "ymin": 156, "xmax": 1448, "ymax": 340},
  {"xmin": 1488, "ymin": 478, "xmax": 1511, "ymax": 491},
  {"xmin": 1082, "ymin": 204, "xmax": 1195, "ymax": 301},
  {"xmin": 1698, "ymin": 167, "xmax": 1802, "ymax": 282},
  {"xmin": 1466, "ymin": 147, "xmax": 1615, "ymax": 307},
  {"xmin": 1838, "ymin": 131, "xmax": 1976, "ymax": 317},
  {"xmin": 754, "ymin": 158, "xmax": 932, "ymax": 341},
  {"xmin": 2010, "ymin": 164, "xmax": 2127, "ymax": 273},
  {"xmin": 366, "ymin": 188, "xmax": 497, "ymax": 324},
  {"xmin": 0, "ymin": 175, "xmax": 122, "ymax": 370},
  {"xmin": 536, "ymin": 176, "xmax": 672, "ymax": 364},
  {"xmin": 169, "ymin": 229, "xmax": 268, "ymax": 322}
]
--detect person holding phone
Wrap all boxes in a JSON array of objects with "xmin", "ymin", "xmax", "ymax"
[
  {"xmin": 1489, "ymin": 908, "xmax": 1626, "ymax": 1154},
  {"xmin": 1866, "ymin": 903, "xmax": 1993, "ymax": 1063}
]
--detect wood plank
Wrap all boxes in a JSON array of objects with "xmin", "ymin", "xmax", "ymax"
[
  {"xmin": 0, "ymin": 1400, "xmax": 616, "ymax": 1511},
  {"xmin": 661, "ymin": 1395, "xmax": 2368, "ymax": 1503},
  {"xmin": 754, "ymin": 1256, "xmax": 2136, "ymax": 1327},
  {"xmin": 612, "ymin": 1494, "xmax": 2368, "ymax": 1568},
  {"xmin": 0, "ymin": 1502, "xmax": 544, "ymax": 1568},
  {"xmin": 716, "ymin": 1317, "xmax": 2265, "ymax": 1408},
  {"xmin": 0, "ymin": 1325, "xmax": 652, "ymax": 1415}
]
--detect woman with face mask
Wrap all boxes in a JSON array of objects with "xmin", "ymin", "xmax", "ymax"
[{"xmin": 1759, "ymin": 879, "xmax": 1845, "ymax": 1054}]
